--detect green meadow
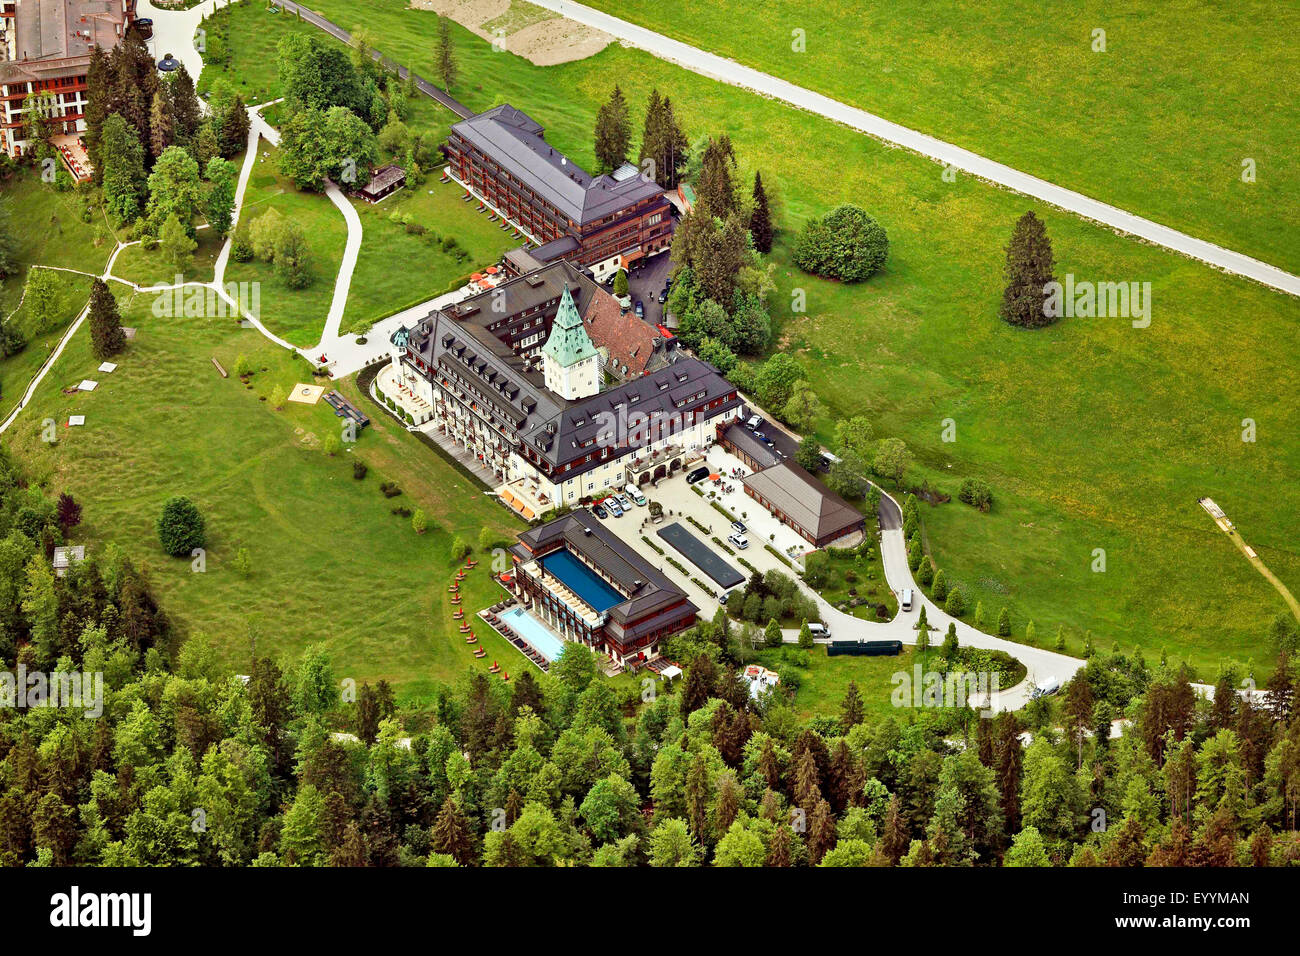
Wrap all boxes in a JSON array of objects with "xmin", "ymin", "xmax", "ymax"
[
  {"xmin": 578, "ymin": 0, "xmax": 1300, "ymax": 274},
  {"xmin": 292, "ymin": 0, "xmax": 1300, "ymax": 675},
  {"xmin": 2, "ymin": 286, "xmax": 525, "ymax": 697}
]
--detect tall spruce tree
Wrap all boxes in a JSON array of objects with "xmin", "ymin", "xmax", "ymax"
[
  {"xmin": 1000, "ymin": 210, "xmax": 1057, "ymax": 328},
  {"xmin": 435, "ymin": 17, "xmax": 458, "ymax": 90},
  {"xmin": 695, "ymin": 135, "xmax": 736, "ymax": 218},
  {"xmin": 593, "ymin": 85, "xmax": 631, "ymax": 172},
  {"xmin": 639, "ymin": 90, "xmax": 688, "ymax": 188},
  {"xmin": 83, "ymin": 44, "xmax": 111, "ymax": 183},
  {"xmin": 168, "ymin": 65, "xmax": 203, "ymax": 144},
  {"xmin": 149, "ymin": 88, "xmax": 174, "ymax": 160},
  {"xmin": 750, "ymin": 171, "xmax": 773, "ymax": 253},
  {"xmin": 88, "ymin": 278, "xmax": 126, "ymax": 360}
]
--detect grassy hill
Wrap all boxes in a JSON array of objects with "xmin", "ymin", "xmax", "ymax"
[
  {"xmin": 576, "ymin": 0, "xmax": 1300, "ymax": 275},
  {"xmin": 293, "ymin": 0, "xmax": 1300, "ymax": 676},
  {"xmin": 2, "ymin": 285, "xmax": 524, "ymax": 697}
]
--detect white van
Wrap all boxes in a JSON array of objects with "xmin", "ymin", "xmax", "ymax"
[
  {"xmin": 901, "ymin": 589, "xmax": 914, "ymax": 611},
  {"xmin": 808, "ymin": 622, "xmax": 830, "ymax": 638},
  {"xmin": 727, "ymin": 532, "xmax": 750, "ymax": 550},
  {"xmin": 1032, "ymin": 677, "xmax": 1061, "ymax": 699},
  {"xmin": 624, "ymin": 484, "xmax": 647, "ymax": 506}
]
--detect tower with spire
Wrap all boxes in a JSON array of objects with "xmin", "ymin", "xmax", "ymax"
[{"xmin": 541, "ymin": 285, "xmax": 599, "ymax": 400}]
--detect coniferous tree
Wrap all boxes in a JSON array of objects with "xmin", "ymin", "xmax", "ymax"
[
  {"xmin": 430, "ymin": 796, "xmax": 473, "ymax": 865},
  {"xmin": 695, "ymin": 135, "xmax": 736, "ymax": 218},
  {"xmin": 435, "ymin": 17, "xmax": 457, "ymax": 90},
  {"xmin": 750, "ymin": 171, "xmax": 773, "ymax": 253},
  {"xmin": 639, "ymin": 90, "xmax": 688, "ymax": 188},
  {"xmin": 593, "ymin": 85, "xmax": 631, "ymax": 173},
  {"xmin": 169, "ymin": 65, "xmax": 203, "ymax": 144},
  {"xmin": 83, "ymin": 44, "xmax": 112, "ymax": 182},
  {"xmin": 1000, "ymin": 211, "xmax": 1057, "ymax": 328},
  {"xmin": 149, "ymin": 87, "xmax": 174, "ymax": 160},
  {"xmin": 840, "ymin": 681, "xmax": 864, "ymax": 730},
  {"xmin": 88, "ymin": 279, "xmax": 126, "ymax": 360}
]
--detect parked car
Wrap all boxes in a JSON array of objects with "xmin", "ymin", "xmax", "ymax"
[
  {"xmin": 731, "ymin": 520, "xmax": 747, "ymax": 534},
  {"xmin": 657, "ymin": 288, "xmax": 668, "ymax": 304},
  {"xmin": 634, "ymin": 300, "xmax": 645, "ymax": 318},
  {"xmin": 901, "ymin": 588, "xmax": 914, "ymax": 611},
  {"xmin": 592, "ymin": 503, "xmax": 609, "ymax": 519},
  {"xmin": 615, "ymin": 493, "xmax": 632, "ymax": 511},
  {"xmin": 1032, "ymin": 677, "xmax": 1061, "ymax": 699},
  {"xmin": 606, "ymin": 498, "xmax": 623, "ymax": 517},
  {"xmin": 719, "ymin": 589, "xmax": 737, "ymax": 606},
  {"xmin": 727, "ymin": 532, "xmax": 750, "ymax": 550},
  {"xmin": 808, "ymin": 622, "xmax": 830, "ymax": 638},
  {"xmin": 686, "ymin": 466, "xmax": 710, "ymax": 484},
  {"xmin": 624, "ymin": 484, "xmax": 647, "ymax": 506},
  {"xmin": 745, "ymin": 415, "xmax": 762, "ymax": 430}
]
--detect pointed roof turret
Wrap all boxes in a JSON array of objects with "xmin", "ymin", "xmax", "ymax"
[{"xmin": 541, "ymin": 285, "xmax": 597, "ymax": 368}]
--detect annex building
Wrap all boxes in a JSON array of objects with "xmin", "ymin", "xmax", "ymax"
[
  {"xmin": 386, "ymin": 259, "xmax": 744, "ymax": 518},
  {"xmin": 0, "ymin": 0, "xmax": 132, "ymax": 163},
  {"xmin": 508, "ymin": 509, "xmax": 698, "ymax": 665},
  {"xmin": 443, "ymin": 104, "xmax": 674, "ymax": 280}
]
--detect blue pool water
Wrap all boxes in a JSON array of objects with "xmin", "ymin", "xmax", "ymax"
[
  {"xmin": 541, "ymin": 550, "xmax": 624, "ymax": 613},
  {"xmin": 501, "ymin": 607, "xmax": 567, "ymax": 662}
]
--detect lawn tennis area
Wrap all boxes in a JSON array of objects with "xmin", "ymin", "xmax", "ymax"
[{"xmin": 657, "ymin": 523, "xmax": 744, "ymax": 589}]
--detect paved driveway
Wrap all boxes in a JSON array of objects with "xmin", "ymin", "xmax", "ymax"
[{"xmin": 624, "ymin": 250, "xmax": 673, "ymax": 327}]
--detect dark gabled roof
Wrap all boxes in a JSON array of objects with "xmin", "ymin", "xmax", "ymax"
[
  {"xmin": 722, "ymin": 423, "xmax": 780, "ymax": 468},
  {"xmin": 403, "ymin": 261, "xmax": 740, "ymax": 480},
  {"xmin": 743, "ymin": 461, "xmax": 865, "ymax": 541},
  {"xmin": 449, "ymin": 104, "xmax": 666, "ymax": 226},
  {"xmin": 515, "ymin": 509, "xmax": 698, "ymax": 625}
]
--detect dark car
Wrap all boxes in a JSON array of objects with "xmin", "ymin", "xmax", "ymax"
[
  {"xmin": 686, "ymin": 466, "xmax": 710, "ymax": 485},
  {"xmin": 657, "ymin": 288, "xmax": 668, "ymax": 304},
  {"xmin": 592, "ymin": 503, "xmax": 609, "ymax": 519},
  {"xmin": 634, "ymin": 300, "xmax": 645, "ymax": 318}
]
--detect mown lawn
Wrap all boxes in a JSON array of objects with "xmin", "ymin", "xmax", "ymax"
[
  {"xmin": 280, "ymin": 0, "xmax": 1300, "ymax": 677},
  {"xmin": 751, "ymin": 644, "xmax": 918, "ymax": 723},
  {"xmin": 0, "ymin": 171, "xmax": 113, "ymax": 313},
  {"xmin": 577, "ymin": 0, "xmax": 1300, "ymax": 275},
  {"xmin": 111, "ymin": 227, "xmax": 227, "ymax": 288},
  {"xmin": 2, "ymin": 285, "xmax": 527, "ymax": 699},
  {"xmin": 196, "ymin": 0, "xmax": 323, "ymax": 103},
  {"xmin": 224, "ymin": 142, "xmax": 347, "ymax": 347},
  {"xmin": 344, "ymin": 178, "xmax": 517, "ymax": 332},
  {"xmin": 0, "ymin": 270, "xmax": 95, "ymax": 421}
]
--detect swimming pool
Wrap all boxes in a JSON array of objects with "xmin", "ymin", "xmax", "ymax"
[
  {"xmin": 541, "ymin": 549, "xmax": 624, "ymax": 613},
  {"xmin": 500, "ymin": 607, "xmax": 567, "ymax": 662}
]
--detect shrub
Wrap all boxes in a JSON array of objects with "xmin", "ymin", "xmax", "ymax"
[
  {"xmin": 412, "ymin": 509, "xmax": 428, "ymax": 534},
  {"xmin": 792, "ymin": 203, "xmax": 889, "ymax": 282},
  {"xmin": 353, "ymin": 461, "xmax": 368, "ymax": 480},
  {"xmin": 944, "ymin": 586, "xmax": 966, "ymax": 617},
  {"xmin": 997, "ymin": 607, "xmax": 1012, "ymax": 637},
  {"xmin": 323, "ymin": 433, "xmax": 342, "ymax": 456},
  {"xmin": 157, "ymin": 496, "xmax": 206, "ymax": 557},
  {"xmin": 958, "ymin": 477, "xmax": 994, "ymax": 512}
]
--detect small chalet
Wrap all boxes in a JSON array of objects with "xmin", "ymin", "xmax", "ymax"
[{"xmin": 356, "ymin": 164, "xmax": 407, "ymax": 203}]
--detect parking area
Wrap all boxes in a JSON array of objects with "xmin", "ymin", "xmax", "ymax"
[
  {"xmin": 623, "ymin": 250, "xmax": 673, "ymax": 327},
  {"xmin": 587, "ymin": 443, "xmax": 816, "ymax": 616}
]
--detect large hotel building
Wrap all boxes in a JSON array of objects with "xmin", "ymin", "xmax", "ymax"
[
  {"xmin": 0, "ymin": 0, "xmax": 132, "ymax": 161},
  {"xmin": 443, "ymin": 104, "xmax": 674, "ymax": 280},
  {"xmin": 385, "ymin": 259, "xmax": 744, "ymax": 519}
]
